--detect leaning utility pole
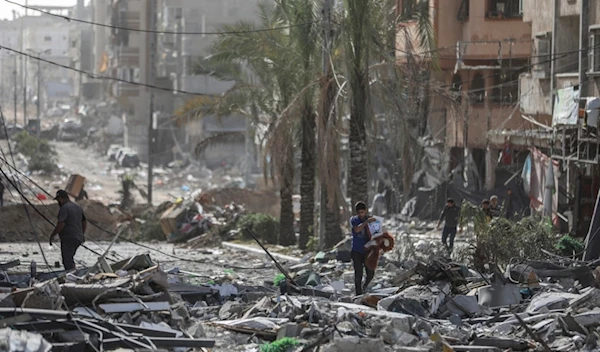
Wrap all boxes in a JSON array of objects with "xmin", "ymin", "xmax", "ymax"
[
  {"xmin": 318, "ymin": 0, "xmax": 333, "ymax": 249},
  {"xmin": 147, "ymin": 0, "xmax": 157, "ymax": 205}
]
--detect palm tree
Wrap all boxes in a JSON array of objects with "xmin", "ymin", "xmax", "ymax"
[
  {"xmin": 341, "ymin": 0, "xmax": 436, "ymax": 209},
  {"xmin": 175, "ymin": 1, "xmax": 320, "ymax": 247}
]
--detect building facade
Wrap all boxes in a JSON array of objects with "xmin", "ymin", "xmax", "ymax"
[
  {"xmin": 518, "ymin": 0, "xmax": 600, "ymax": 235},
  {"xmin": 396, "ymin": 0, "xmax": 532, "ymax": 190}
]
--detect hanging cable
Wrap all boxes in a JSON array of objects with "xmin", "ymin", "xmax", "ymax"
[{"xmin": 4, "ymin": 0, "xmax": 319, "ymax": 36}]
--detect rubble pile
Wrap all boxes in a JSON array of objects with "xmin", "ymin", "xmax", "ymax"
[{"xmin": 4, "ymin": 236, "xmax": 600, "ymax": 351}]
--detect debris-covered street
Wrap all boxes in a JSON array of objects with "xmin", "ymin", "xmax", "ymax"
[
  {"xmin": 3, "ymin": 228, "xmax": 600, "ymax": 351},
  {"xmin": 3, "ymin": 0, "xmax": 600, "ymax": 350}
]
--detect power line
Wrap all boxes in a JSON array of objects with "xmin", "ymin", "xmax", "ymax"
[
  {"xmin": 5, "ymin": 0, "xmax": 319, "ymax": 36},
  {"xmin": 0, "ymin": 44, "xmax": 218, "ymax": 96}
]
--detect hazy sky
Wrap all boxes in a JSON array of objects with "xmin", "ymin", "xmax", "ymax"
[{"xmin": 0, "ymin": 0, "xmax": 81, "ymax": 20}]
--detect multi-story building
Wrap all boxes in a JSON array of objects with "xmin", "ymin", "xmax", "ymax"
[
  {"xmin": 93, "ymin": 0, "xmax": 263, "ymax": 164},
  {"xmin": 154, "ymin": 0, "xmax": 262, "ymax": 167},
  {"xmin": 518, "ymin": 0, "xmax": 600, "ymax": 235},
  {"xmin": 396, "ymin": 0, "xmax": 532, "ymax": 190}
]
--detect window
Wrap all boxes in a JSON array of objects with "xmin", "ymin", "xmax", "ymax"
[
  {"xmin": 486, "ymin": 0, "xmax": 522, "ymax": 19},
  {"xmin": 535, "ymin": 33, "xmax": 552, "ymax": 75},
  {"xmin": 470, "ymin": 73, "xmax": 485, "ymax": 104},
  {"xmin": 457, "ymin": 0, "xmax": 469, "ymax": 21},
  {"xmin": 589, "ymin": 29, "xmax": 600, "ymax": 73},
  {"xmin": 491, "ymin": 70, "xmax": 521, "ymax": 104},
  {"xmin": 43, "ymin": 35, "xmax": 52, "ymax": 42}
]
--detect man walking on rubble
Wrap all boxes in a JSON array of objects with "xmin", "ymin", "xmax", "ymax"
[
  {"xmin": 350, "ymin": 201, "xmax": 376, "ymax": 295},
  {"xmin": 436, "ymin": 198, "xmax": 461, "ymax": 252},
  {"xmin": 490, "ymin": 195, "xmax": 501, "ymax": 218},
  {"xmin": 49, "ymin": 190, "xmax": 87, "ymax": 270}
]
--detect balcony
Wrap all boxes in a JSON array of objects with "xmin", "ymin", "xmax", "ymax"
[
  {"xmin": 113, "ymin": 11, "xmax": 141, "ymax": 30},
  {"xmin": 113, "ymin": 82, "xmax": 140, "ymax": 98},
  {"xmin": 115, "ymin": 47, "xmax": 140, "ymax": 67}
]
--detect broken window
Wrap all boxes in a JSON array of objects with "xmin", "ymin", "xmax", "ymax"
[
  {"xmin": 470, "ymin": 73, "xmax": 485, "ymax": 105},
  {"xmin": 457, "ymin": 0, "xmax": 469, "ymax": 21},
  {"xmin": 535, "ymin": 33, "xmax": 552, "ymax": 76},
  {"xmin": 491, "ymin": 70, "xmax": 520, "ymax": 104},
  {"xmin": 589, "ymin": 29, "xmax": 600, "ymax": 73},
  {"xmin": 486, "ymin": 0, "xmax": 522, "ymax": 19}
]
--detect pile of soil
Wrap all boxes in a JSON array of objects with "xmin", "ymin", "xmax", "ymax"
[
  {"xmin": 198, "ymin": 188, "xmax": 280, "ymax": 217},
  {"xmin": 0, "ymin": 200, "xmax": 117, "ymax": 242}
]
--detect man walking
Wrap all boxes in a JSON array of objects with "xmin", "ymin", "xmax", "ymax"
[
  {"xmin": 490, "ymin": 195, "xmax": 501, "ymax": 218},
  {"xmin": 436, "ymin": 198, "xmax": 461, "ymax": 252},
  {"xmin": 49, "ymin": 190, "xmax": 87, "ymax": 270},
  {"xmin": 350, "ymin": 201, "xmax": 376, "ymax": 295}
]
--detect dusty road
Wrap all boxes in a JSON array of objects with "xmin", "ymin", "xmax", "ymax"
[{"xmin": 0, "ymin": 140, "xmax": 176, "ymax": 205}]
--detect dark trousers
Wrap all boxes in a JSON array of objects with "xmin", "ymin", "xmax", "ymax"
[
  {"xmin": 60, "ymin": 238, "xmax": 82, "ymax": 270},
  {"xmin": 442, "ymin": 226, "xmax": 457, "ymax": 250},
  {"xmin": 351, "ymin": 250, "xmax": 374, "ymax": 295}
]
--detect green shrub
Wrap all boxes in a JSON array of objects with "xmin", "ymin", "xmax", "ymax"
[
  {"xmin": 260, "ymin": 338, "xmax": 299, "ymax": 352},
  {"xmin": 13, "ymin": 131, "xmax": 58, "ymax": 173},
  {"xmin": 239, "ymin": 213, "xmax": 279, "ymax": 244},
  {"xmin": 458, "ymin": 201, "xmax": 557, "ymax": 270},
  {"xmin": 555, "ymin": 235, "xmax": 584, "ymax": 257}
]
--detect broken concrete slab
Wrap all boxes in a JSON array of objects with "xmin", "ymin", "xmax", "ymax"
[
  {"xmin": 98, "ymin": 301, "xmax": 170, "ymax": 314},
  {"xmin": 445, "ymin": 295, "xmax": 481, "ymax": 317},
  {"xmin": 478, "ymin": 283, "xmax": 521, "ymax": 309},
  {"xmin": 0, "ymin": 327, "xmax": 52, "ymax": 352},
  {"xmin": 527, "ymin": 292, "xmax": 580, "ymax": 313},
  {"xmin": 472, "ymin": 337, "xmax": 530, "ymax": 351},
  {"xmin": 377, "ymin": 283, "xmax": 450, "ymax": 317},
  {"xmin": 322, "ymin": 336, "xmax": 387, "ymax": 352},
  {"xmin": 277, "ymin": 322, "xmax": 304, "ymax": 339}
]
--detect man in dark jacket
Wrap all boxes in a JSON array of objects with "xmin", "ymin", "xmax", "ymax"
[
  {"xmin": 436, "ymin": 198, "xmax": 461, "ymax": 251},
  {"xmin": 49, "ymin": 190, "xmax": 87, "ymax": 270}
]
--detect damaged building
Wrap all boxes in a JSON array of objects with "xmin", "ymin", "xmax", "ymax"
[{"xmin": 397, "ymin": 0, "xmax": 600, "ymax": 236}]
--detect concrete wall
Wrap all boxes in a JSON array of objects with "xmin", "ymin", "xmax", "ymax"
[{"xmin": 460, "ymin": 1, "xmax": 531, "ymax": 60}]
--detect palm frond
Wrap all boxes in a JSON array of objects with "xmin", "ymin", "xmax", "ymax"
[{"xmin": 194, "ymin": 132, "xmax": 246, "ymax": 158}]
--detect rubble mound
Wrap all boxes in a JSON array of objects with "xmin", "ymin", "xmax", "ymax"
[
  {"xmin": 0, "ymin": 200, "xmax": 117, "ymax": 242},
  {"xmin": 199, "ymin": 188, "xmax": 280, "ymax": 217}
]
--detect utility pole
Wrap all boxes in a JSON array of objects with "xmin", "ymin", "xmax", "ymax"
[
  {"xmin": 318, "ymin": 0, "xmax": 333, "ymax": 250},
  {"xmin": 36, "ymin": 55, "xmax": 40, "ymax": 137},
  {"xmin": 13, "ymin": 56, "xmax": 17, "ymax": 127},
  {"xmin": 21, "ymin": 0, "xmax": 28, "ymax": 128},
  {"xmin": 147, "ymin": 0, "xmax": 157, "ymax": 205}
]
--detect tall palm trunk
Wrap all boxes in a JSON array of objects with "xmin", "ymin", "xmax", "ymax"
[
  {"xmin": 346, "ymin": 0, "xmax": 370, "ymax": 207},
  {"xmin": 279, "ymin": 141, "xmax": 296, "ymax": 246},
  {"xmin": 320, "ymin": 69, "xmax": 343, "ymax": 248},
  {"xmin": 348, "ymin": 64, "xmax": 369, "ymax": 206},
  {"xmin": 299, "ymin": 105, "xmax": 316, "ymax": 250}
]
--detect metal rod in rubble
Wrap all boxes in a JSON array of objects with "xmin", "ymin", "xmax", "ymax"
[{"xmin": 243, "ymin": 227, "xmax": 298, "ymax": 287}]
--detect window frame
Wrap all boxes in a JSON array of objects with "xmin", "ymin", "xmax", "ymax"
[
  {"xmin": 486, "ymin": 0, "xmax": 523, "ymax": 19},
  {"xmin": 589, "ymin": 28, "xmax": 600, "ymax": 74}
]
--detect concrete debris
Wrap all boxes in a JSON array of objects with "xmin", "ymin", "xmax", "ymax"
[
  {"xmin": 0, "ymin": 328, "xmax": 52, "ymax": 352},
  {"xmin": 4, "ymin": 239, "xmax": 600, "ymax": 352}
]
